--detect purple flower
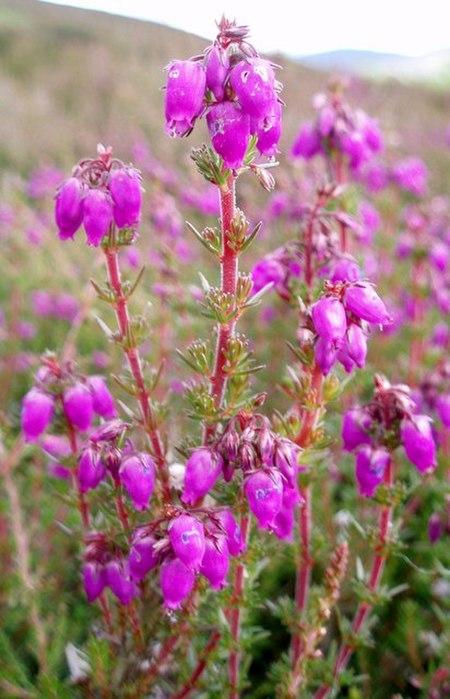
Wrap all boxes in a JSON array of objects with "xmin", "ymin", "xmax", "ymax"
[
  {"xmin": 106, "ymin": 559, "xmax": 138, "ymax": 605},
  {"xmin": 215, "ymin": 509, "xmax": 246, "ymax": 557},
  {"xmin": 199, "ymin": 536, "xmax": 230, "ymax": 590},
  {"xmin": 273, "ymin": 485, "xmax": 301, "ymax": 541},
  {"xmin": 21, "ymin": 388, "xmax": 55, "ymax": 442},
  {"xmin": 205, "ymin": 45, "xmax": 230, "ymax": 101},
  {"xmin": 206, "ymin": 101, "xmax": 251, "ymax": 170},
  {"xmin": 291, "ymin": 122, "xmax": 321, "ymax": 160},
  {"xmin": 82, "ymin": 189, "xmax": 113, "ymax": 247},
  {"xmin": 428, "ymin": 512, "xmax": 443, "ymax": 544},
  {"xmin": 63, "ymin": 382, "xmax": 94, "ymax": 432},
  {"xmin": 229, "ymin": 58, "xmax": 276, "ymax": 119},
  {"xmin": 119, "ymin": 453, "xmax": 156, "ymax": 511},
  {"xmin": 165, "ymin": 60, "xmax": 206, "ymax": 137},
  {"xmin": 252, "ymin": 100, "xmax": 282, "ymax": 157},
  {"xmin": 160, "ymin": 557, "xmax": 195, "ymax": 610},
  {"xmin": 87, "ymin": 376, "xmax": 116, "ymax": 419},
  {"xmin": 129, "ymin": 531, "xmax": 160, "ymax": 581},
  {"xmin": 251, "ymin": 256, "xmax": 285, "ymax": 294},
  {"xmin": 436, "ymin": 394, "xmax": 450, "ymax": 429},
  {"xmin": 82, "ymin": 561, "xmax": 106, "ymax": 603},
  {"xmin": 346, "ymin": 324, "xmax": 368, "ymax": 369},
  {"xmin": 311, "ymin": 297, "xmax": 347, "ymax": 346},
  {"xmin": 40, "ymin": 434, "xmax": 71, "ymax": 459},
  {"xmin": 392, "ymin": 157, "xmax": 428, "ymax": 196},
  {"xmin": 181, "ymin": 448, "xmax": 223, "ymax": 505},
  {"xmin": 108, "ymin": 167, "xmax": 142, "ymax": 229},
  {"xmin": 342, "ymin": 407, "xmax": 372, "ymax": 452},
  {"xmin": 79, "ymin": 446, "xmax": 106, "ymax": 493},
  {"xmin": 355, "ymin": 446, "xmax": 390, "ymax": 497},
  {"xmin": 55, "ymin": 177, "xmax": 84, "ymax": 240},
  {"xmin": 314, "ymin": 337, "xmax": 338, "ymax": 376},
  {"xmin": 330, "ymin": 257, "xmax": 361, "ymax": 283},
  {"xmin": 245, "ymin": 469, "xmax": 283, "ymax": 529},
  {"xmin": 168, "ymin": 515, "xmax": 206, "ymax": 571},
  {"xmin": 401, "ymin": 416, "xmax": 436, "ymax": 473},
  {"xmin": 344, "ymin": 283, "xmax": 390, "ymax": 325}
]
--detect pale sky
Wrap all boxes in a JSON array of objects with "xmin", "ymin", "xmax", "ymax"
[{"xmin": 40, "ymin": 0, "xmax": 450, "ymax": 58}]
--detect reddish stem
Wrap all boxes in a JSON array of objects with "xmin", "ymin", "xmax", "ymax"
[
  {"xmin": 104, "ymin": 245, "xmax": 171, "ymax": 502},
  {"xmin": 66, "ymin": 416, "xmax": 90, "ymax": 529},
  {"xmin": 203, "ymin": 177, "xmax": 237, "ymax": 444},
  {"xmin": 228, "ymin": 514, "xmax": 250, "ymax": 699},
  {"xmin": 314, "ymin": 459, "xmax": 395, "ymax": 699},
  {"xmin": 171, "ymin": 631, "xmax": 222, "ymax": 699}
]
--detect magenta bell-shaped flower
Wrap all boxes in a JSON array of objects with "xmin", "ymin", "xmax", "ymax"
[
  {"xmin": 291, "ymin": 122, "xmax": 321, "ymax": 160},
  {"xmin": 207, "ymin": 101, "xmax": 251, "ymax": 170},
  {"xmin": 252, "ymin": 100, "xmax": 282, "ymax": 157},
  {"xmin": 314, "ymin": 337, "xmax": 338, "ymax": 376},
  {"xmin": 355, "ymin": 445, "xmax": 390, "ymax": 497},
  {"xmin": 82, "ymin": 189, "xmax": 113, "ymax": 247},
  {"xmin": 274, "ymin": 439, "xmax": 301, "ymax": 487},
  {"xmin": 229, "ymin": 58, "xmax": 276, "ymax": 119},
  {"xmin": 82, "ymin": 561, "xmax": 106, "ymax": 603},
  {"xmin": 428, "ymin": 512, "xmax": 443, "ymax": 544},
  {"xmin": 436, "ymin": 394, "xmax": 450, "ymax": 429},
  {"xmin": 108, "ymin": 167, "xmax": 142, "ymax": 229},
  {"xmin": 251, "ymin": 257, "xmax": 285, "ymax": 294},
  {"xmin": 199, "ymin": 536, "xmax": 230, "ymax": 590},
  {"xmin": 165, "ymin": 60, "xmax": 206, "ymax": 137},
  {"xmin": 63, "ymin": 382, "xmax": 94, "ymax": 431},
  {"xmin": 273, "ymin": 485, "xmax": 301, "ymax": 541},
  {"xmin": 344, "ymin": 283, "xmax": 390, "ymax": 325},
  {"xmin": 400, "ymin": 416, "xmax": 437, "ymax": 473},
  {"xmin": 181, "ymin": 447, "xmax": 223, "ymax": 505},
  {"xmin": 331, "ymin": 257, "xmax": 361, "ymax": 283},
  {"xmin": 55, "ymin": 177, "xmax": 84, "ymax": 240},
  {"xmin": 87, "ymin": 376, "xmax": 116, "ymax": 419},
  {"xmin": 245, "ymin": 469, "xmax": 283, "ymax": 529},
  {"xmin": 79, "ymin": 446, "xmax": 106, "ymax": 493},
  {"xmin": 161, "ymin": 557, "xmax": 195, "ymax": 610},
  {"xmin": 342, "ymin": 407, "xmax": 372, "ymax": 452},
  {"xmin": 311, "ymin": 297, "xmax": 347, "ymax": 346},
  {"xmin": 337, "ymin": 345, "xmax": 355, "ymax": 373},
  {"xmin": 346, "ymin": 324, "xmax": 368, "ymax": 369},
  {"xmin": 168, "ymin": 514, "xmax": 206, "ymax": 570},
  {"xmin": 21, "ymin": 387, "xmax": 55, "ymax": 442},
  {"xmin": 119, "ymin": 452, "xmax": 156, "ymax": 511},
  {"xmin": 205, "ymin": 45, "xmax": 230, "ymax": 101},
  {"xmin": 129, "ymin": 531, "xmax": 160, "ymax": 581},
  {"xmin": 215, "ymin": 509, "xmax": 246, "ymax": 557},
  {"xmin": 106, "ymin": 559, "xmax": 138, "ymax": 606}
]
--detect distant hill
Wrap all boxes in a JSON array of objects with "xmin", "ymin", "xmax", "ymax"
[{"xmin": 0, "ymin": 0, "xmax": 449, "ymax": 189}]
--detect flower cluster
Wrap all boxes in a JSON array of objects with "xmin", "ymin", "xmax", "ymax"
[
  {"xmin": 308, "ymin": 279, "xmax": 391, "ymax": 376},
  {"xmin": 55, "ymin": 144, "xmax": 142, "ymax": 246},
  {"xmin": 343, "ymin": 375, "xmax": 437, "ymax": 497},
  {"xmin": 164, "ymin": 17, "xmax": 283, "ymax": 169}
]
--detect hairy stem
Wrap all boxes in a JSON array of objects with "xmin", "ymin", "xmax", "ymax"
[{"xmin": 228, "ymin": 514, "xmax": 250, "ymax": 699}]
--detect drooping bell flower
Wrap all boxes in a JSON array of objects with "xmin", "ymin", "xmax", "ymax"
[
  {"xmin": 311, "ymin": 297, "xmax": 347, "ymax": 346},
  {"xmin": 79, "ymin": 446, "xmax": 106, "ymax": 493},
  {"xmin": 215, "ymin": 509, "xmax": 247, "ymax": 557},
  {"xmin": 63, "ymin": 382, "xmax": 94, "ymax": 432},
  {"xmin": 314, "ymin": 337, "xmax": 338, "ymax": 376},
  {"xmin": 252, "ymin": 100, "xmax": 282, "ymax": 157},
  {"xmin": 274, "ymin": 438, "xmax": 301, "ymax": 487},
  {"xmin": 291, "ymin": 122, "xmax": 321, "ymax": 160},
  {"xmin": 21, "ymin": 388, "xmax": 55, "ymax": 442},
  {"xmin": 251, "ymin": 256, "xmax": 285, "ymax": 294},
  {"xmin": 337, "ymin": 344, "xmax": 355, "ymax": 373},
  {"xmin": 344, "ymin": 283, "xmax": 390, "ymax": 325},
  {"xmin": 199, "ymin": 536, "xmax": 230, "ymax": 590},
  {"xmin": 230, "ymin": 57, "xmax": 276, "ymax": 119},
  {"xmin": 331, "ymin": 257, "xmax": 361, "ymax": 283},
  {"xmin": 82, "ymin": 189, "xmax": 113, "ymax": 247},
  {"xmin": 129, "ymin": 531, "xmax": 160, "ymax": 581},
  {"xmin": 168, "ymin": 515, "xmax": 206, "ymax": 570},
  {"xmin": 206, "ymin": 101, "xmax": 251, "ymax": 170},
  {"xmin": 108, "ymin": 167, "xmax": 142, "ymax": 229},
  {"xmin": 355, "ymin": 445, "xmax": 390, "ymax": 497},
  {"xmin": 55, "ymin": 177, "xmax": 84, "ymax": 240},
  {"xmin": 205, "ymin": 45, "xmax": 230, "ymax": 101},
  {"xmin": 87, "ymin": 376, "xmax": 116, "ymax": 419},
  {"xmin": 436, "ymin": 394, "xmax": 450, "ymax": 429},
  {"xmin": 82, "ymin": 561, "xmax": 106, "ymax": 603},
  {"xmin": 165, "ymin": 60, "xmax": 206, "ymax": 137},
  {"xmin": 181, "ymin": 448, "xmax": 223, "ymax": 505},
  {"xmin": 346, "ymin": 324, "xmax": 368, "ymax": 369},
  {"xmin": 273, "ymin": 485, "xmax": 301, "ymax": 541},
  {"xmin": 342, "ymin": 407, "xmax": 372, "ymax": 452},
  {"xmin": 245, "ymin": 469, "xmax": 283, "ymax": 529},
  {"xmin": 400, "ymin": 416, "xmax": 436, "ymax": 473},
  {"xmin": 119, "ymin": 453, "xmax": 156, "ymax": 511},
  {"xmin": 106, "ymin": 559, "xmax": 138, "ymax": 605},
  {"xmin": 160, "ymin": 557, "xmax": 195, "ymax": 610}
]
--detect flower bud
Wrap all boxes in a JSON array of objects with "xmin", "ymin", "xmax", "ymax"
[
  {"xmin": 245, "ymin": 469, "xmax": 283, "ymax": 529},
  {"xmin": 87, "ymin": 376, "xmax": 116, "ymax": 419},
  {"xmin": 129, "ymin": 531, "xmax": 160, "ymax": 581},
  {"xmin": 206, "ymin": 101, "xmax": 251, "ymax": 170},
  {"xmin": 331, "ymin": 257, "xmax": 361, "ymax": 283},
  {"xmin": 205, "ymin": 45, "xmax": 230, "ymax": 101},
  {"xmin": 82, "ymin": 561, "xmax": 106, "ymax": 603},
  {"xmin": 119, "ymin": 453, "xmax": 156, "ymax": 511},
  {"xmin": 274, "ymin": 439, "xmax": 301, "ymax": 487},
  {"xmin": 344, "ymin": 283, "xmax": 390, "ymax": 325},
  {"xmin": 215, "ymin": 509, "xmax": 246, "ymax": 557},
  {"xmin": 63, "ymin": 382, "xmax": 94, "ymax": 432},
  {"xmin": 79, "ymin": 446, "xmax": 106, "ymax": 493},
  {"xmin": 82, "ymin": 189, "xmax": 113, "ymax": 247},
  {"xmin": 108, "ymin": 167, "xmax": 142, "ymax": 229},
  {"xmin": 342, "ymin": 407, "xmax": 372, "ymax": 452},
  {"xmin": 199, "ymin": 536, "xmax": 230, "ymax": 590},
  {"xmin": 168, "ymin": 515, "xmax": 205, "ymax": 571},
  {"xmin": 229, "ymin": 58, "xmax": 276, "ymax": 119},
  {"xmin": 181, "ymin": 448, "xmax": 223, "ymax": 505},
  {"xmin": 160, "ymin": 557, "xmax": 195, "ymax": 610},
  {"xmin": 21, "ymin": 388, "xmax": 54, "ymax": 442},
  {"xmin": 400, "ymin": 416, "xmax": 436, "ymax": 473},
  {"xmin": 106, "ymin": 559, "xmax": 138, "ymax": 605},
  {"xmin": 311, "ymin": 297, "xmax": 347, "ymax": 346},
  {"xmin": 355, "ymin": 446, "xmax": 390, "ymax": 497},
  {"xmin": 346, "ymin": 324, "xmax": 368, "ymax": 369},
  {"xmin": 55, "ymin": 177, "xmax": 84, "ymax": 240},
  {"xmin": 239, "ymin": 442, "xmax": 256, "ymax": 471},
  {"xmin": 165, "ymin": 60, "xmax": 206, "ymax": 137}
]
